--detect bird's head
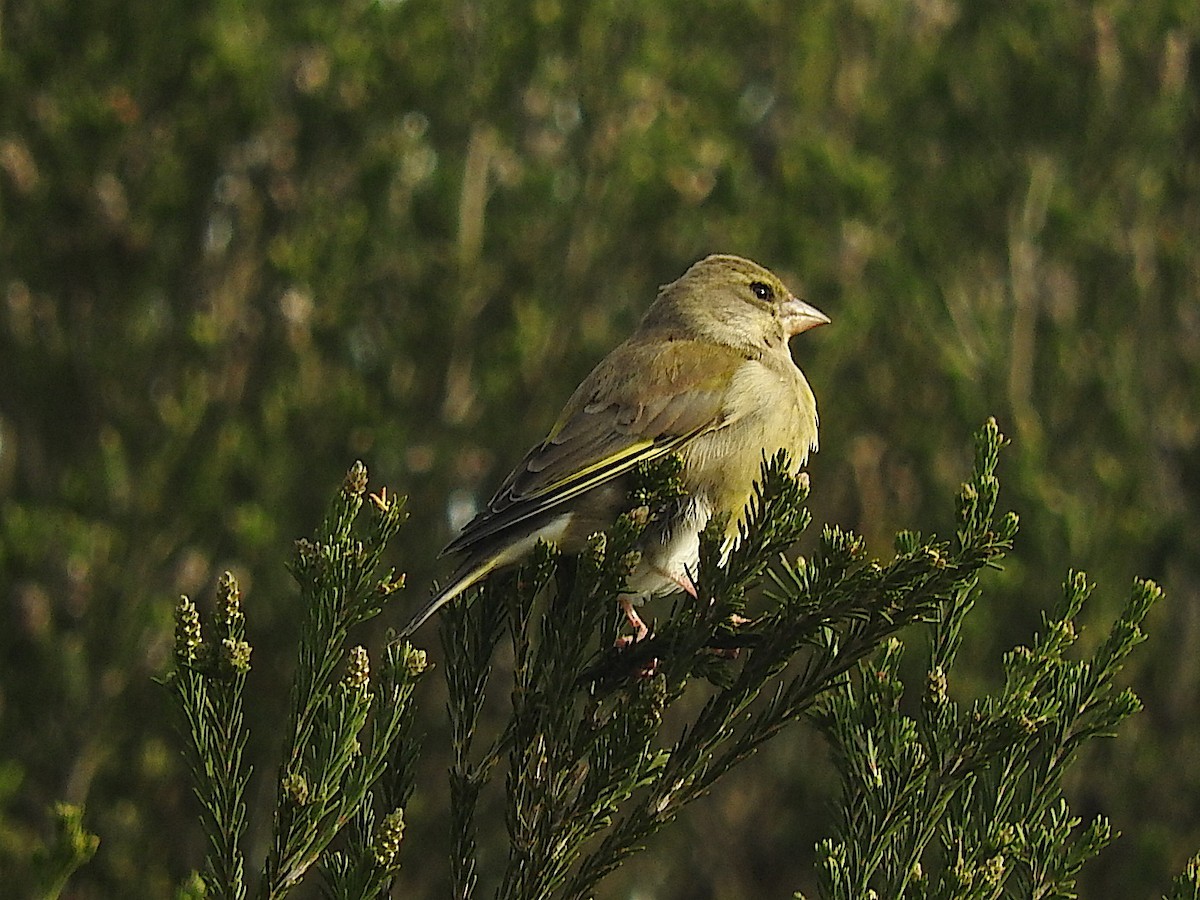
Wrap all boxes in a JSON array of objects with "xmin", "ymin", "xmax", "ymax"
[{"xmin": 643, "ymin": 254, "xmax": 830, "ymax": 352}]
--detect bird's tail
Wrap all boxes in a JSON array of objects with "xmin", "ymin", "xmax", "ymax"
[{"xmin": 398, "ymin": 555, "xmax": 502, "ymax": 637}]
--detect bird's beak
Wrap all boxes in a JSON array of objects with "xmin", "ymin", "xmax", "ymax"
[{"xmin": 782, "ymin": 294, "xmax": 831, "ymax": 336}]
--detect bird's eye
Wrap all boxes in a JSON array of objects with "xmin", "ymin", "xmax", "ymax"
[{"xmin": 750, "ymin": 281, "xmax": 774, "ymax": 301}]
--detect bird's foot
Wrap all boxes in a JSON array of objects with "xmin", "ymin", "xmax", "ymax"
[
  {"xmin": 617, "ymin": 597, "xmax": 650, "ymax": 645},
  {"xmin": 613, "ymin": 598, "xmax": 659, "ymax": 676}
]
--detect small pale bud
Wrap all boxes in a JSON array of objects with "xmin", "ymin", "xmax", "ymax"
[
  {"xmin": 620, "ymin": 549, "xmax": 643, "ymax": 576},
  {"xmin": 373, "ymin": 808, "xmax": 406, "ymax": 868},
  {"xmin": 220, "ymin": 638, "xmax": 252, "ymax": 675},
  {"xmin": 283, "ymin": 771, "xmax": 309, "ymax": 805},
  {"xmin": 927, "ymin": 666, "xmax": 948, "ymax": 705},
  {"xmin": 174, "ymin": 596, "xmax": 202, "ymax": 664},
  {"xmin": 982, "ymin": 854, "xmax": 1005, "ymax": 884},
  {"xmin": 217, "ymin": 571, "xmax": 242, "ymax": 627},
  {"xmin": 346, "ymin": 645, "xmax": 370, "ymax": 690},
  {"xmin": 401, "ymin": 644, "xmax": 428, "ymax": 677},
  {"xmin": 343, "ymin": 461, "xmax": 369, "ymax": 496},
  {"xmin": 584, "ymin": 532, "xmax": 607, "ymax": 567}
]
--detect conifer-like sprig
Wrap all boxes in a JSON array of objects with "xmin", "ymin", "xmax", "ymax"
[
  {"xmin": 498, "ymin": 528, "xmax": 670, "ymax": 900},
  {"xmin": 30, "ymin": 803, "xmax": 100, "ymax": 900},
  {"xmin": 424, "ymin": 420, "xmax": 1026, "ymax": 899},
  {"xmin": 1168, "ymin": 854, "xmax": 1200, "ymax": 900},
  {"xmin": 317, "ymin": 640, "xmax": 426, "ymax": 899},
  {"xmin": 810, "ymin": 424, "xmax": 1166, "ymax": 899},
  {"xmin": 163, "ymin": 434, "xmax": 1194, "ymax": 899},
  {"xmin": 557, "ymin": 425, "xmax": 1015, "ymax": 897},
  {"xmin": 166, "ymin": 463, "xmax": 422, "ymax": 900},
  {"xmin": 443, "ymin": 569, "xmax": 514, "ymax": 900},
  {"xmin": 262, "ymin": 463, "xmax": 412, "ymax": 897},
  {"xmin": 166, "ymin": 571, "xmax": 252, "ymax": 900}
]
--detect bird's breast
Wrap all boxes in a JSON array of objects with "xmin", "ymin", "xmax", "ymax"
[{"xmin": 681, "ymin": 358, "xmax": 818, "ymax": 539}]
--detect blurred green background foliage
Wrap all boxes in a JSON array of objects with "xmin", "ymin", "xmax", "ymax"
[{"xmin": 1, "ymin": 0, "xmax": 1198, "ymax": 895}]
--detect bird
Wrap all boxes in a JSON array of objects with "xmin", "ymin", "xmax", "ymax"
[{"xmin": 401, "ymin": 254, "xmax": 828, "ymax": 639}]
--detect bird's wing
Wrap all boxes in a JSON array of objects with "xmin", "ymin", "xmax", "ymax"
[{"xmin": 444, "ymin": 340, "xmax": 751, "ymax": 555}]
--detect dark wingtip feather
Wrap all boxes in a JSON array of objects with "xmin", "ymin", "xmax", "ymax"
[{"xmin": 398, "ymin": 556, "xmax": 500, "ymax": 637}]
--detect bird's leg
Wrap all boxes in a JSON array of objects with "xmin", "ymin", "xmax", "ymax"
[
  {"xmin": 619, "ymin": 597, "xmax": 650, "ymax": 643},
  {"xmin": 615, "ymin": 570, "xmax": 691, "ymax": 649},
  {"xmin": 615, "ymin": 597, "xmax": 659, "ymax": 677}
]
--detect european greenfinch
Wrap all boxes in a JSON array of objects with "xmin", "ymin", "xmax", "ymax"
[{"xmin": 402, "ymin": 254, "xmax": 828, "ymax": 638}]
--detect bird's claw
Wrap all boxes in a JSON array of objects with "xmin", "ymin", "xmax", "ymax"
[{"xmin": 619, "ymin": 596, "xmax": 650, "ymax": 644}]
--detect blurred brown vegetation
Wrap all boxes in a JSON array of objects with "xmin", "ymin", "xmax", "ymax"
[{"xmin": 1, "ymin": 0, "xmax": 1198, "ymax": 896}]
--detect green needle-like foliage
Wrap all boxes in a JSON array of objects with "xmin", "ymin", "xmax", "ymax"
[
  {"xmin": 165, "ymin": 463, "xmax": 426, "ymax": 900},
  {"xmin": 163, "ymin": 427, "xmax": 1195, "ymax": 899},
  {"xmin": 166, "ymin": 572, "xmax": 252, "ymax": 900},
  {"xmin": 807, "ymin": 428, "xmax": 1168, "ymax": 899},
  {"xmin": 429, "ymin": 420, "xmax": 1025, "ymax": 898},
  {"xmin": 29, "ymin": 803, "xmax": 100, "ymax": 900},
  {"xmin": 1168, "ymin": 855, "xmax": 1200, "ymax": 900}
]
